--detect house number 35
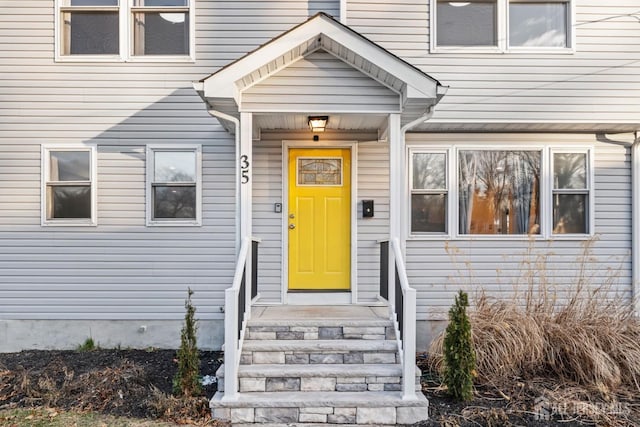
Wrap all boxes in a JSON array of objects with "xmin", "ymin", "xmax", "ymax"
[{"xmin": 240, "ymin": 155, "xmax": 250, "ymax": 184}]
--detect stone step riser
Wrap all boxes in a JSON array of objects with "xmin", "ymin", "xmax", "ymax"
[
  {"xmin": 237, "ymin": 375, "xmax": 418, "ymax": 393},
  {"xmin": 246, "ymin": 325, "xmax": 396, "ymax": 341},
  {"xmin": 241, "ymin": 350, "xmax": 400, "ymax": 365},
  {"xmin": 213, "ymin": 404, "xmax": 426, "ymax": 425},
  {"xmin": 217, "ymin": 372, "xmax": 421, "ymax": 393}
]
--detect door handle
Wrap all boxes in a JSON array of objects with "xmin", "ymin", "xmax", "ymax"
[{"xmin": 289, "ymin": 224, "xmax": 296, "ymax": 229}]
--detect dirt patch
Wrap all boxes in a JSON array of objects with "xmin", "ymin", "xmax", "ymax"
[{"xmin": 0, "ymin": 349, "xmax": 222, "ymax": 424}]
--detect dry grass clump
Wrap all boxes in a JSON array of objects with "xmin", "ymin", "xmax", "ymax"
[
  {"xmin": 145, "ymin": 386, "xmax": 213, "ymax": 424},
  {"xmin": 430, "ymin": 283, "xmax": 640, "ymax": 393}
]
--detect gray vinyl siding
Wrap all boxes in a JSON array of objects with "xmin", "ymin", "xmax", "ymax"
[
  {"xmin": 241, "ymin": 51, "xmax": 400, "ymax": 113},
  {"xmin": 356, "ymin": 141, "xmax": 390, "ymax": 302},
  {"xmin": 1, "ymin": 0, "xmax": 637, "ymax": 327},
  {"xmin": 404, "ymin": 133, "xmax": 632, "ymax": 320},
  {"xmin": 252, "ymin": 137, "xmax": 284, "ymax": 303},
  {"xmin": 0, "ymin": 0, "xmax": 340, "ymax": 321},
  {"xmin": 346, "ymin": 0, "xmax": 640, "ymax": 124},
  {"xmin": 0, "ymin": 142, "xmax": 236, "ymax": 320}
]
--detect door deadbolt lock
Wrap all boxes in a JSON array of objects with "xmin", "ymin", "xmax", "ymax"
[{"xmin": 289, "ymin": 224, "xmax": 296, "ymax": 229}]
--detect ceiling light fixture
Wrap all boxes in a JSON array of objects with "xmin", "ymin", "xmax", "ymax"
[{"xmin": 308, "ymin": 116, "xmax": 329, "ymax": 132}]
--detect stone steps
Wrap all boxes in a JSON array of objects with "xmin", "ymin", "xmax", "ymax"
[
  {"xmin": 211, "ymin": 305, "xmax": 428, "ymax": 425},
  {"xmin": 211, "ymin": 391, "xmax": 429, "ymax": 424}
]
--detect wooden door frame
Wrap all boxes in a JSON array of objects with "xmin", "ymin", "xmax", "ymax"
[{"xmin": 282, "ymin": 141, "xmax": 358, "ymax": 305}]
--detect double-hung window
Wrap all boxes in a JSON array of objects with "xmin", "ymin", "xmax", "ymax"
[
  {"xmin": 132, "ymin": 0, "xmax": 190, "ymax": 56},
  {"xmin": 433, "ymin": 0, "xmax": 572, "ymax": 52},
  {"xmin": 410, "ymin": 151, "xmax": 449, "ymax": 234},
  {"xmin": 146, "ymin": 145, "xmax": 201, "ymax": 226},
  {"xmin": 551, "ymin": 150, "xmax": 591, "ymax": 235},
  {"xmin": 409, "ymin": 146, "xmax": 592, "ymax": 238},
  {"xmin": 56, "ymin": 0, "xmax": 193, "ymax": 60},
  {"xmin": 42, "ymin": 146, "xmax": 97, "ymax": 226},
  {"xmin": 59, "ymin": 0, "xmax": 120, "ymax": 56}
]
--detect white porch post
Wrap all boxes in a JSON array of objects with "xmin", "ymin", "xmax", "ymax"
[
  {"xmin": 240, "ymin": 112, "xmax": 253, "ymax": 241},
  {"xmin": 389, "ymin": 114, "xmax": 402, "ymax": 303},
  {"xmin": 632, "ymin": 134, "xmax": 640, "ymax": 316},
  {"xmin": 389, "ymin": 113, "xmax": 417, "ymax": 400},
  {"xmin": 223, "ymin": 112, "xmax": 253, "ymax": 401},
  {"xmin": 240, "ymin": 112, "xmax": 253, "ymax": 313}
]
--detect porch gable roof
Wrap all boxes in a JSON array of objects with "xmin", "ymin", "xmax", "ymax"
[{"xmin": 194, "ymin": 12, "xmax": 446, "ymax": 126}]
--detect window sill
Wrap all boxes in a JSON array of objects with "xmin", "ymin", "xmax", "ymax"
[
  {"xmin": 54, "ymin": 55, "xmax": 124, "ymax": 63},
  {"xmin": 429, "ymin": 46, "xmax": 574, "ymax": 55},
  {"xmin": 126, "ymin": 55, "xmax": 196, "ymax": 63},
  {"xmin": 407, "ymin": 234, "xmax": 451, "ymax": 241},
  {"xmin": 146, "ymin": 220, "xmax": 201, "ymax": 227},
  {"xmin": 549, "ymin": 233, "xmax": 595, "ymax": 240},
  {"xmin": 42, "ymin": 220, "xmax": 97, "ymax": 227},
  {"xmin": 430, "ymin": 46, "xmax": 503, "ymax": 54},
  {"xmin": 407, "ymin": 234, "xmax": 593, "ymax": 241},
  {"xmin": 54, "ymin": 55, "xmax": 196, "ymax": 63},
  {"xmin": 507, "ymin": 47, "xmax": 575, "ymax": 55}
]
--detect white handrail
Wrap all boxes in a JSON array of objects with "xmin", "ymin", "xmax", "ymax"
[
  {"xmin": 222, "ymin": 236, "xmax": 251, "ymax": 401},
  {"xmin": 390, "ymin": 238, "xmax": 417, "ymax": 400}
]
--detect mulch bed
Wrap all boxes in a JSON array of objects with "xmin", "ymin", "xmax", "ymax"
[
  {"xmin": 0, "ymin": 349, "xmax": 222, "ymax": 422},
  {"xmin": 2, "ymin": 349, "xmax": 638, "ymax": 426},
  {"xmin": 416, "ymin": 353, "xmax": 640, "ymax": 427}
]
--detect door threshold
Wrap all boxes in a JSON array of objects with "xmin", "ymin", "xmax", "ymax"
[{"xmin": 286, "ymin": 292, "xmax": 352, "ymax": 305}]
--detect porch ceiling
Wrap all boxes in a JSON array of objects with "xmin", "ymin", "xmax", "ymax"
[
  {"xmin": 254, "ymin": 113, "xmax": 387, "ymax": 132},
  {"xmin": 194, "ymin": 13, "xmax": 446, "ymax": 134}
]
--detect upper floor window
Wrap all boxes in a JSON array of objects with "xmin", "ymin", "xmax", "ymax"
[
  {"xmin": 436, "ymin": 1, "xmax": 498, "ymax": 47},
  {"xmin": 42, "ymin": 146, "xmax": 97, "ymax": 226},
  {"xmin": 56, "ymin": 0, "xmax": 193, "ymax": 61},
  {"xmin": 433, "ymin": 0, "xmax": 572, "ymax": 52},
  {"xmin": 146, "ymin": 145, "xmax": 202, "ymax": 226}
]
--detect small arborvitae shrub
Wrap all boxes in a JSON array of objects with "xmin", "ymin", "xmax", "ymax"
[
  {"xmin": 173, "ymin": 288, "xmax": 202, "ymax": 397},
  {"xmin": 443, "ymin": 290, "xmax": 476, "ymax": 401}
]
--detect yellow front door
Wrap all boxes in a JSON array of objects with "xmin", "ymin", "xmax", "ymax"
[{"xmin": 288, "ymin": 148, "xmax": 351, "ymax": 290}]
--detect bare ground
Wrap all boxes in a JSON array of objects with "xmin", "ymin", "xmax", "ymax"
[{"xmin": 1, "ymin": 349, "xmax": 639, "ymax": 426}]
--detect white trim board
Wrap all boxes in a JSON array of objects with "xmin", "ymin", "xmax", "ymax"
[{"xmin": 282, "ymin": 141, "xmax": 359, "ymax": 305}]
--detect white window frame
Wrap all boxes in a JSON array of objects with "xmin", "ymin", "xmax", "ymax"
[
  {"xmin": 430, "ymin": 0, "xmax": 575, "ymax": 54},
  {"xmin": 407, "ymin": 145, "xmax": 594, "ymax": 240},
  {"xmin": 146, "ymin": 144, "xmax": 202, "ymax": 227},
  {"xmin": 408, "ymin": 147, "xmax": 452, "ymax": 237},
  {"xmin": 548, "ymin": 147, "xmax": 595, "ymax": 238},
  {"xmin": 41, "ymin": 144, "xmax": 98, "ymax": 227},
  {"xmin": 54, "ymin": 0, "xmax": 195, "ymax": 62}
]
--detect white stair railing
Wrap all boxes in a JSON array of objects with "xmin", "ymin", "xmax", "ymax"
[
  {"xmin": 222, "ymin": 236, "xmax": 259, "ymax": 401},
  {"xmin": 379, "ymin": 238, "xmax": 417, "ymax": 400}
]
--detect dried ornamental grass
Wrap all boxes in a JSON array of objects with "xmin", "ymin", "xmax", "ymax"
[{"xmin": 430, "ymin": 284, "xmax": 640, "ymax": 392}]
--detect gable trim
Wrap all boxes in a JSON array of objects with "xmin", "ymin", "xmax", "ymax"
[{"xmin": 199, "ymin": 13, "xmax": 442, "ymax": 104}]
